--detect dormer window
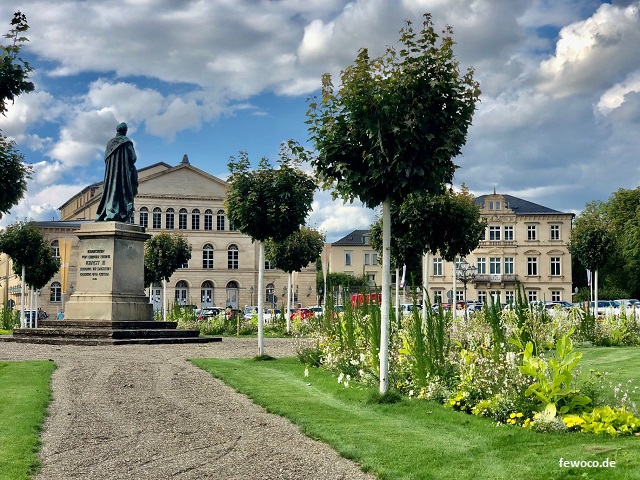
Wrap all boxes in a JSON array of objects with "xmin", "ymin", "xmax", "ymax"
[{"xmin": 362, "ymin": 234, "xmax": 370, "ymax": 245}]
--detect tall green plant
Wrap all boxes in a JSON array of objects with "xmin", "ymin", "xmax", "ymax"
[{"xmin": 511, "ymin": 328, "xmax": 591, "ymax": 416}]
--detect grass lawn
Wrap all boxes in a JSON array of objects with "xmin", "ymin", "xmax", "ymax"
[
  {"xmin": 0, "ymin": 361, "xmax": 56, "ymax": 480},
  {"xmin": 192, "ymin": 352, "xmax": 640, "ymax": 480},
  {"xmin": 578, "ymin": 346, "xmax": 640, "ymax": 408}
]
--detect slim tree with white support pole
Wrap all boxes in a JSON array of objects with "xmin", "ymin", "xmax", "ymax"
[
  {"xmin": 308, "ymin": 15, "xmax": 479, "ymax": 393},
  {"xmin": 226, "ymin": 143, "xmax": 316, "ymax": 355}
]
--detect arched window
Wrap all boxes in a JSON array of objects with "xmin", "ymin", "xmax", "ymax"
[
  {"xmin": 201, "ymin": 281, "xmax": 214, "ymax": 307},
  {"xmin": 217, "ymin": 209, "xmax": 225, "ymax": 231},
  {"xmin": 178, "ymin": 208, "xmax": 188, "ymax": 229},
  {"xmin": 153, "ymin": 207, "xmax": 162, "ymax": 229},
  {"xmin": 227, "ymin": 244, "xmax": 239, "ymax": 269},
  {"xmin": 50, "ymin": 240, "xmax": 60, "ymax": 259},
  {"xmin": 50, "ymin": 282, "xmax": 61, "ymax": 302},
  {"xmin": 166, "ymin": 208, "xmax": 175, "ymax": 230},
  {"xmin": 203, "ymin": 243, "xmax": 214, "ymax": 269},
  {"xmin": 139, "ymin": 207, "xmax": 149, "ymax": 228},
  {"xmin": 204, "ymin": 209, "xmax": 213, "ymax": 231},
  {"xmin": 226, "ymin": 280, "xmax": 239, "ymax": 309},
  {"xmin": 266, "ymin": 283, "xmax": 275, "ymax": 306},
  {"xmin": 175, "ymin": 280, "xmax": 189, "ymax": 305},
  {"xmin": 192, "ymin": 208, "xmax": 200, "ymax": 230}
]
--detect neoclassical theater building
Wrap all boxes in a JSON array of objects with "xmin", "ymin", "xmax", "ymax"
[{"xmin": 0, "ymin": 155, "xmax": 318, "ymax": 316}]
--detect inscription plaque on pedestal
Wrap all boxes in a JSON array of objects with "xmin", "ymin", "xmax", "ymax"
[{"xmin": 65, "ymin": 222, "xmax": 153, "ymax": 322}]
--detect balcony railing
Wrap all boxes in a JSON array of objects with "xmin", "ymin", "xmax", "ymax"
[
  {"xmin": 473, "ymin": 274, "xmax": 518, "ymax": 284},
  {"xmin": 478, "ymin": 240, "xmax": 517, "ymax": 247}
]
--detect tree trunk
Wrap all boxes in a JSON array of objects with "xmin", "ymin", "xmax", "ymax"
[
  {"xmin": 452, "ymin": 258, "xmax": 457, "ymax": 319},
  {"xmin": 379, "ymin": 197, "xmax": 391, "ymax": 394},
  {"xmin": 287, "ymin": 272, "xmax": 292, "ymax": 333},
  {"xmin": 422, "ymin": 252, "xmax": 429, "ymax": 323},
  {"xmin": 257, "ymin": 241, "xmax": 265, "ymax": 355},
  {"xmin": 395, "ymin": 267, "xmax": 400, "ymax": 323},
  {"xmin": 163, "ymin": 279, "xmax": 167, "ymax": 322},
  {"xmin": 594, "ymin": 270, "xmax": 599, "ymax": 317},
  {"xmin": 20, "ymin": 265, "xmax": 25, "ymax": 328}
]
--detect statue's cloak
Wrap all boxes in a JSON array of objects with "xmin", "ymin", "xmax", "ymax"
[{"xmin": 95, "ymin": 136, "xmax": 138, "ymax": 222}]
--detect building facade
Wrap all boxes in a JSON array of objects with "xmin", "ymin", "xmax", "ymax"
[
  {"xmin": 1, "ymin": 156, "xmax": 318, "ymax": 316},
  {"xmin": 328, "ymin": 192, "xmax": 574, "ymax": 305}
]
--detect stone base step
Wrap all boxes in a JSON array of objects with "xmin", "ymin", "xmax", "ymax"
[
  {"xmin": 0, "ymin": 335, "xmax": 222, "ymax": 346},
  {"xmin": 12, "ymin": 327, "xmax": 201, "ymax": 339},
  {"xmin": 1, "ymin": 318, "xmax": 221, "ymax": 345}
]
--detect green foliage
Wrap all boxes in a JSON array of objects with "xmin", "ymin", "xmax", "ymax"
[
  {"xmin": 0, "ymin": 220, "xmax": 59, "ymax": 289},
  {"xmin": 0, "ymin": 12, "xmax": 34, "ymax": 116},
  {"xmin": 370, "ymin": 186, "xmax": 486, "ymax": 269},
  {"xmin": 296, "ymin": 344, "xmax": 324, "ymax": 367},
  {"xmin": 564, "ymin": 406, "xmax": 640, "ymax": 436},
  {"xmin": 367, "ymin": 389, "xmax": 402, "ymax": 405},
  {"xmin": 144, "ymin": 232, "xmax": 192, "ymax": 285},
  {"xmin": 195, "ymin": 357, "xmax": 640, "ymax": 479},
  {"xmin": 514, "ymin": 329, "xmax": 591, "ymax": 415},
  {"xmin": 0, "ymin": 360, "xmax": 55, "ymax": 480},
  {"xmin": 265, "ymin": 227, "xmax": 324, "ymax": 273},
  {"xmin": 0, "ymin": 136, "xmax": 31, "ymax": 219},
  {"xmin": 0, "ymin": 12, "xmax": 34, "ymax": 219},
  {"xmin": 307, "ymin": 14, "xmax": 480, "ymax": 208},
  {"xmin": 225, "ymin": 141, "xmax": 316, "ymax": 243},
  {"xmin": 399, "ymin": 298, "xmax": 452, "ymax": 386},
  {"xmin": 0, "ymin": 303, "xmax": 18, "ymax": 330}
]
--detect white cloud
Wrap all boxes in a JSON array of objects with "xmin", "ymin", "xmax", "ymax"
[
  {"xmin": 0, "ymin": 183, "xmax": 87, "ymax": 228},
  {"xmin": 308, "ymin": 192, "xmax": 375, "ymax": 243},
  {"xmin": 537, "ymin": 3, "xmax": 640, "ymax": 97},
  {"xmin": 596, "ymin": 70, "xmax": 640, "ymax": 113},
  {"xmin": 2, "ymin": 0, "xmax": 640, "ymax": 239}
]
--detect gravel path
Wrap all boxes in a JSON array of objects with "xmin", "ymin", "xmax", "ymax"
[{"xmin": 0, "ymin": 338, "xmax": 375, "ymax": 480}]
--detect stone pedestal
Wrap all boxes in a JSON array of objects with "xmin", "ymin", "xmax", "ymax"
[{"xmin": 64, "ymin": 222, "xmax": 153, "ymax": 322}]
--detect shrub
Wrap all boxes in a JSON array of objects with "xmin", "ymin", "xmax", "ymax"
[{"xmin": 564, "ymin": 406, "xmax": 640, "ymax": 436}]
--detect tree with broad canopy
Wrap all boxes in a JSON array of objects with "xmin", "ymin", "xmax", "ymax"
[
  {"xmin": 225, "ymin": 140, "xmax": 316, "ymax": 355},
  {"xmin": 307, "ymin": 14, "xmax": 480, "ymax": 393}
]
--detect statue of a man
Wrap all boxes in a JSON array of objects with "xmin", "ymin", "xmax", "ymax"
[{"xmin": 95, "ymin": 122, "xmax": 139, "ymax": 223}]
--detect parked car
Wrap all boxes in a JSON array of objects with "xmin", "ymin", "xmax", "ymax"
[
  {"xmin": 399, "ymin": 303, "xmax": 422, "ymax": 315},
  {"xmin": 264, "ymin": 308, "xmax": 281, "ymax": 322},
  {"xmin": 243, "ymin": 306, "xmax": 260, "ymax": 320},
  {"xmin": 615, "ymin": 299, "xmax": 640, "ymax": 309},
  {"xmin": 589, "ymin": 300, "xmax": 620, "ymax": 317},
  {"xmin": 198, "ymin": 307, "xmax": 221, "ymax": 320},
  {"xmin": 466, "ymin": 302, "xmax": 484, "ymax": 314},
  {"xmin": 290, "ymin": 308, "xmax": 314, "ymax": 322},
  {"xmin": 308, "ymin": 306, "xmax": 324, "ymax": 317},
  {"xmin": 544, "ymin": 301, "xmax": 573, "ymax": 311}
]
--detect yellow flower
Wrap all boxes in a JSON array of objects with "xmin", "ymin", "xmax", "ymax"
[
  {"xmin": 516, "ymin": 412, "xmax": 523, "ymax": 418},
  {"xmin": 510, "ymin": 413, "xmax": 517, "ymax": 419}
]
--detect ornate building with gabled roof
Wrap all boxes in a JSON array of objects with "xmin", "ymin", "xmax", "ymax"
[
  {"xmin": 1, "ymin": 157, "xmax": 318, "ymax": 317},
  {"xmin": 327, "ymin": 192, "xmax": 574, "ymax": 305}
]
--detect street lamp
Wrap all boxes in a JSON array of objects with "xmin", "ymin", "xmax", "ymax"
[
  {"xmin": 455, "ymin": 257, "xmax": 477, "ymax": 319},
  {"xmin": 249, "ymin": 286, "xmax": 254, "ymax": 306}
]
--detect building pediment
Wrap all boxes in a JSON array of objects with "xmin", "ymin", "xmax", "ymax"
[{"xmin": 138, "ymin": 164, "xmax": 229, "ymax": 199}]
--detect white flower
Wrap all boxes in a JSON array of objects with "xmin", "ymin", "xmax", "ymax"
[
  {"xmin": 359, "ymin": 369, "xmax": 365, "ymax": 377},
  {"xmin": 338, "ymin": 372, "xmax": 344, "ymax": 384},
  {"xmin": 304, "ymin": 368, "xmax": 309, "ymax": 378},
  {"xmin": 344, "ymin": 379, "xmax": 349, "ymax": 388},
  {"xmin": 360, "ymin": 353, "xmax": 366, "ymax": 362}
]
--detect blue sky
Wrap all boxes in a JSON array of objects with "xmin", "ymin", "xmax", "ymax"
[{"xmin": 2, "ymin": 0, "xmax": 640, "ymax": 242}]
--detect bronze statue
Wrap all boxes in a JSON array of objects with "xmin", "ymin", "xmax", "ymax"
[{"xmin": 95, "ymin": 122, "xmax": 139, "ymax": 223}]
